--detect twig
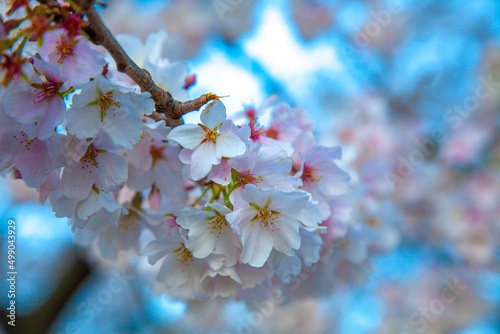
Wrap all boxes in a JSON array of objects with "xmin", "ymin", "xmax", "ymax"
[{"xmin": 41, "ymin": 0, "xmax": 218, "ymax": 127}]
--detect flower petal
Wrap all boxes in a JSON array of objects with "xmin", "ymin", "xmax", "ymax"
[
  {"xmin": 102, "ymin": 111, "xmax": 143, "ymax": 149},
  {"xmin": 67, "ymin": 104, "xmax": 101, "ymax": 139},
  {"xmin": 62, "ymin": 166, "xmax": 94, "ymax": 200},
  {"xmin": 226, "ymin": 206, "xmax": 257, "ymax": 234},
  {"xmin": 215, "ymin": 131, "xmax": 247, "ymax": 159},
  {"xmin": 190, "ymin": 142, "xmax": 219, "ymax": 181},
  {"xmin": 94, "ymin": 152, "xmax": 128, "ymax": 192},
  {"xmin": 200, "ymin": 100, "xmax": 226, "ymax": 129},
  {"xmin": 240, "ymin": 220, "xmax": 273, "ymax": 267},
  {"xmin": 167, "ymin": 124, "xmax": 203, "ymax": 149},
  {"xmin": 270, "ymin": 215, "xmax": 301, "ymax": 256}
]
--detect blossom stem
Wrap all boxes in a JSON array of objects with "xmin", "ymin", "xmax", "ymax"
[{"xmin": 192, "ymin": 186, "xmax": 211, "ymax": 207}]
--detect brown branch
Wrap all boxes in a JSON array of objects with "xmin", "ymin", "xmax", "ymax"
[{"xmin": 43, "ymin": 0, "xmax": 217, "ymax": 127}]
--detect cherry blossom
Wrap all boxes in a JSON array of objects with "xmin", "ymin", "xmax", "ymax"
[
  {"xmin": 176, "ymin": 203, "xmax": 241, "ymax": 266},
  {"xmin": 228, "ymin": 143, "xmax": 296, "ymax": 209},
  {"xmin": 294, "ymin": 132, "xmax": 351, "ymax": 219},
  {"xmin": 66, "ymin": 75, "xmax": 155, "ymax": 149},
  {"xmin": 38, "ymin": 29, "xmax": 105, "ymax": 87},
  {"xmin": 226, "ymin": 185, "xmax": 322, "ymax": 267},
  {"xmin": 167, "ymin": 100, "xmax": 247, "ymax": 180},
  {"xmin": 3, "ymin": 58, "xmax": 67, "ymax": 140},
  {"xmin": 61, "ymin": 133, "xmax": 127, "ymax": 200},
  {"xmin": 142, "ymin": 227, "xmax": 225, "ymax": 290}
]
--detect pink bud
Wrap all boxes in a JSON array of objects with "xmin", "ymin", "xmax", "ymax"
[{"xmin": 183, "ymin": 74, "xmax": 196, "ymax": 89}]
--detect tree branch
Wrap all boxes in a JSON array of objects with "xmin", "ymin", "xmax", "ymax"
[{"xmin": 44, "ymin": 0, "xmax": 218, "ymax": 127}]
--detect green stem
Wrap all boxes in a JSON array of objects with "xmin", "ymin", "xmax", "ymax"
[{"xmin": 192, "ymin": 186, "xmax": 210, "ymax": 207}]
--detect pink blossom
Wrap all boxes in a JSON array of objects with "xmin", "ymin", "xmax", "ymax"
[
  {"xmin": 167, "ymin": 100, "xmax": 247, "ymax": 181},
  {"xmin": 226, "ymin": 185, "xmax": 322, "ymax": 267},
  {"xmin": 3, "ymin": 58, "xmax": 66, "ymax": 140},
  {"xmin": 38, "ymin": 29, "xmax": 105, "ymax": 87}
]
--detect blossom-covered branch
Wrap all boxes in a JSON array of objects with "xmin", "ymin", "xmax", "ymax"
[{"xmin": 42, "ymin": 0, "xmax": 217, "ymax": 127}]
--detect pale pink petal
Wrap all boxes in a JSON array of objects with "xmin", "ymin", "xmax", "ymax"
[
  {"xmin": 226, "ymin": 206, "xmax": 257, "ymax": 234},
  {"xmin": 167, "ymin": 124, "xmax": 203, "ymax": 149},
  {"xmin": 240, "ymin": 220, "xmax": 273, "ymax": 267},
  {"xmin": 215, "ymin": 131, "xmax": 246, "ymax": 159},
  {"xmin": 200, "ymin": 100, "xmax": 226, "ymax": 129},
  {"xmin": 190, "ymin": 142, "xmax": 219, "ymax": 181},
  {"xmin": 270, "ymin": 215, "xmax": 301, "ymax": 255},
  {"xmin": 62, "ymin": 166, "xmax": 95, "ymax": 200},
  {"xmin": 209, "ymin": 159, "xmax": 231, "ymax": 185},
  {"xmin": 102, "ymin": 111, "xmax": 143, "ymax": 149},
  {"xmin": 66, "ymin": 105, "xmax": 101, "ymax": 139},
  {"xmin": 14, "ymin": 140, "xmax": 49, "ymax": 187},
  {"xmin": 4, "ymin": 90, "xmax": 47, "ymax": 123},
  {"xmin": 94, "ymin": 152, "xmax": 128, "ymax": 192},
  {"xmin": 293, "ymin": 203, "xmax": 322, "ymax": 228},
  {"xmin": 35, "ymin": 97, "xmax": 66, "ymax": 140}
]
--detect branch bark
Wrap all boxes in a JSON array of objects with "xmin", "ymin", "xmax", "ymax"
[{"xmin": 42, "ymin": 0, "xmax": 217, "ymax": 127}]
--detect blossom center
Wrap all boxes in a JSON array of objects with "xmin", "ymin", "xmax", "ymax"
[
  {"xmin": 203, "ymin": 129, "xmax": 218, "ymax": 143},
  {"xmin": 265, "ymin": 126, "xmax": 280, "ymax": 139},
  {"xmin": 81, "ymin": 145, "xmax": 99, "ymax": 173},
  {"xmin": 1, "ymin": 53, "xmax": 26, "ymax": 86},
  {"xmin": 174, "ymin": 244, "xmax": 194, "ymax": 265},
  {"xmin": 55, "ymin": 37, "xmax": 76, "ymax": 63},
  {"xmin": 13, "ymin": 132, "xmax": 33, "ymax": 151},
  {"xmin": 301, "ymin": 164, "xmax": 322, "ymax": 186},
  {"xmin": 207, "ymin": 216, "xmax": 227, "ymax": 238},
  {"xmin": 31, "ymin": 82, "xmax": 60, "ymax": 104},
  {"xmin": 150, "ymin": 145, "xmax": 165, "ymax": 163},
  {"xmin": 257, "ymin": 208, "xmax": 280, "ymax": 232},
  {"xmin": 249, "ymin": 119, "xmax": 264, "ymax": 141},
  {"xmin": 96, "ymin": 88, "xmax": 120, "ymax": 121},
  {"xmin": 240, "ymin": 171, "xmax": 263, "ymax": 186}
]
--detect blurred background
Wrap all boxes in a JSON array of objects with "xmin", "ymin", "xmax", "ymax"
[{"xmin": 1, "ymin": 0, "xmax": 500, "ymax": 333}]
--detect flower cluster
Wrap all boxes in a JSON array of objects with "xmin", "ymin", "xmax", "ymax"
[
  {"xmin": 0, "ymin": 2, "xmax": 350, "ymax": 300},
  {"xmin": 140, "ymin": 100, "xmax": 351, "ymax": 298}
]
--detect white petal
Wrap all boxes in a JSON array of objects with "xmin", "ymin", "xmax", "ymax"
[
  {"xmin": 294, "ymin": 203, "xmax": 322, "ymax": 228},
  {"xmin": 271, "ymin": 215, "xmax": 301, "ymax": 256},
  {"xmin": 200, "ymin": 100, "xmax": 226, "ymax": 129},
  {"xmin": 226, "ymin": 207, "xmax": 257, "ymax": 234},
  {"xmin": 76, "ymin": 191, "xmax": 101, "ymax": 220},
  {"xmin": 67, "ymin": 104, "xmax": 101, "ymax": 139},
  {"xmin": 205, "ymin": 203, "xmax": 232, "ymax": 215},
  {"xmin": 97, "ymin": 191, "xmax": 125, "ymax": 214},
  {"xmin": 190, "ymin": 142, "xmax": 219, "ymax": 181},
  {"xmin": 239, "ymin": 185, "xmax": 271, "ymax": 208},
  {"xmin": 62, "ymin": 166, "xmax": 94, "ymax": 200},
  {"xmin": 215, "ymin": 131, "xmax": 247, "ymax": 159},
  {"xmin": 102, "ymin": 111, "xmax": 143, "ymax": 149},
  {"xmin": 176, "ymin": 207, "xmax": 211, "ymax": 229},
  {"xmin": 94, "ymin": 152, "xmax": 128, "ymax": 192},
  {"xmin": 185, "ymin": 225, "xmax": 217, "ymax": 259},
  {"xmin": 269, "ymin": 190, "xmax": 309, "ymax": 214},
  {"xmin": 142, "ymin": 239, "xmax": 171, "ymax": 264},
  {"xmin": 240, "ymin": 221, "xmax": 273, "ymax": 267},
  {"xmin": 214, "ymin": 226, "xmax": 240, "ymax": 267},
  {"xmin": 157, "ymin": 255, "xmax": 190, "ymax": 288},
  {"xmin": 167, "ymin": 124, "xmax": 203, "ymax": 149}
]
